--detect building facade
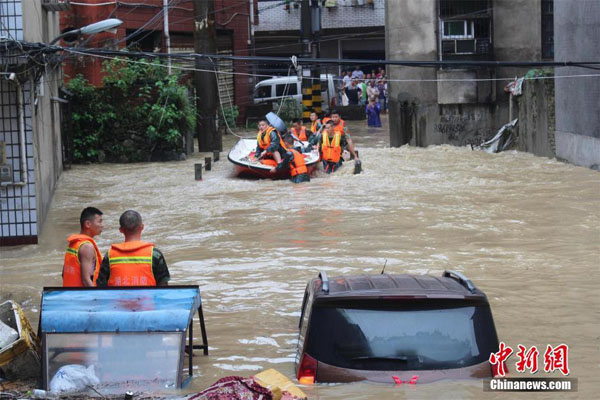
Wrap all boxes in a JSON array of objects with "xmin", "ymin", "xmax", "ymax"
[
  {"xmin": 254, "ymin": 0, "xmax": 385, "ymax": 77},
  {"xmin": 60, "ymin": 0, "xmax": 253, "ymax": 121},
  {"xmin": 554, "ymin": 0, "xmax": 600, "ymax": 169},
  {"xmin": 1, "ymin": 0, "xmax": 64, "ymax": 246},
  {"xmin": 386, "ymin": 0, "xmax": 553, "ymax": 149}
]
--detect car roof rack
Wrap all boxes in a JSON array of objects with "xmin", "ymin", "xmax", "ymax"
[
  {"xmin": 318, "ymin": 272, "xmax": 329, "ymax": 294},
  {"xmin": 443, "ymin": 270, "xmax": 476, "ymax": 293}
]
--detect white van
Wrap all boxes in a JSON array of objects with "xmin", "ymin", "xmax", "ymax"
[{"xmin": 253, "ymin": 74, "xmax": 338, "ymax": 111}]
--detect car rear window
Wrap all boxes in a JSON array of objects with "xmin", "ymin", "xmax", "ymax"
[{"xmin": 305, "ymin": 302, "xmax": 498, "ymax": 371}]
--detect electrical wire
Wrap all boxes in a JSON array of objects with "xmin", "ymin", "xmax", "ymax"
[{"xmin": 58, "ymin": 47, "xmax": 600, "ymax": 84}]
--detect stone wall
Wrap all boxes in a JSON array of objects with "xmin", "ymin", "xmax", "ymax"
[{"xmin": 515, "ymin": 78, "xmax": 555, "ymax": 158}]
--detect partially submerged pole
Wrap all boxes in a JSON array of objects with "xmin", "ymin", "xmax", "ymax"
[
  {"xmin": 205, "ymin": 157, "xmax": 212, "ymax": 171},
  {"xmin": 195, "ymin": 163, "xmax": 203, "ymax": 180},
  {"xmin": 193, "ymin": 0, "xmax": 221, "ymax": 152}
]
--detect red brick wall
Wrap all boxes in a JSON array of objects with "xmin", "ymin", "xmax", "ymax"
[{"xmin": 60, "ymin": 0, "xmax": 252, "ymax": 119}]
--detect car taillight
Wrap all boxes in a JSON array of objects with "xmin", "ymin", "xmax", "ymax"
[
  {"xmin": 491, "ymin": 361, "xmax": 509, "ymax": 377},
  {"xmin": 297, "ymin": 353, "xmax": 317, "ymax": 384}
]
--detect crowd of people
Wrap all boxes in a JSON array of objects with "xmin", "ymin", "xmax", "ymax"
[{"xmin": 340, "ymin": 66, "xmax": 387, "ymax": 127}]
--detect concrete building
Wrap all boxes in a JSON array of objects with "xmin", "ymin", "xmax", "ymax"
[
  {"xmin": 254, "ymin": 0, "xmax": 385, "ymax": 78},
  {"xmin": 386, "ymin": 0, "xmax": 555, "ymax": 149},
  {"xmin": 554, "ymin": 1, "xmax": 600, "ymax": 169},
  {"xmin": 60, "ymin": 0, "xmax": 252, "ymax": 121},
  {"xmin": 1, "ymin": 0, "xmax": 64, "ymax": 246}
]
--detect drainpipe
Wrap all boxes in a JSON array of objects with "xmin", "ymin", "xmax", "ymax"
[
  {"xmin": 163, "ymin": 0, "xmax": 172, "ymax": 75},
  {"xmin": 1, "ymin": 76, "xmax": 28, "ymax": 187},
  {"xmin": 249, "ymin": 0, "xmax": 256, "ymax": 86}
]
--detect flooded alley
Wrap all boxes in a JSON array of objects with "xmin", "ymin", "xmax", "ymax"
[{"xmin": 1, "ymin": 118, "xmax": 599, "ymax": 399}]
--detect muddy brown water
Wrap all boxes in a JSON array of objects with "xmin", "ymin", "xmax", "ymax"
[{"xmin": 1, "ymin": 116, "xmax": 599, "ymax": 399}]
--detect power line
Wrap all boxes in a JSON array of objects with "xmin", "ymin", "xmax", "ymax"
[
  {"xmin": 53, "ymin": 46, "xmax": 600, "ymax": 70},
  {"xmin": 59, "ymin": 47, "xmax": 600, "ymax": 84}
]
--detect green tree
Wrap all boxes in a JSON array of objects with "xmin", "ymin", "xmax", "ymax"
[{"xmin": 67, "ymin": 58, "xmax": 195, "ymax": 163}]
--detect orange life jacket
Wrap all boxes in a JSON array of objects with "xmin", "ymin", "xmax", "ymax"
[
  {"xmin": 289, "ymin": 149, "xmax": 308, "ymax": 177},
  {"xmin": 62, "ymin": 234, "xmax": 102, "ymax": 287},
  {"xmin": 107, "ymin": 241, "xmax": 156, "ymax": 286},
  {"xmin": 291, "ymin": 126, "xmax": 308, "ymax": 141},
  {"xmin": 310, "ymin": 119, "xmax": 321, "ymax": 133},
  {"xmin": 322, "ymin": 130, "xmax": 342, "ymax": 163},
  {"xmin": 331, "ymin": 119, "xmax": 346, "ymax": 135},
  {"xmin": 257, "ymin": 126, "xmax": 286, "ymax": 153},
  {"xmin": 322, "ymin": 117, "xmax": 331, "ymax": 124}
]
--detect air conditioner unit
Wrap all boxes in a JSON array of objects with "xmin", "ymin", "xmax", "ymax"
[
  {"xmin": 0, "ymin": 164, "xmax": 12, "ymax": 183},
  {"xmin": 442, "ymin": 38, "xmax": 491, "ymax": 55}
]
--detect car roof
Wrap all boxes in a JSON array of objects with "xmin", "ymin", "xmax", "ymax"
[
  {"xmin": 255, "ymin": 74, "xmax": 334, "ymax": 86},
  {"xmin": 310, "ymin": 272, "xmax": 488, "ymax": 301}
]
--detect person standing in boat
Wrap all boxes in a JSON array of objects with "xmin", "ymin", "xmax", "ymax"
[
  {"xmin": 96, "ymin": 210, "xmax": 170, "ymax": 287},
  {"xmin": 270, "ymin": 134, "xmax": 310, "ymax": 183},
  {"xmin": 252, "ymin": 119, "xmax": 286, "ymax": 165},
  {"xmin": 62, "ymin": 207, "xmax": 104, "ymax": 287}
]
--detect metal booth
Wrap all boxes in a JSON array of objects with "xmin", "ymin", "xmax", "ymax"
[{"xmin": 38, "ymin": 286, "xmax": 208, "ymax": 392}]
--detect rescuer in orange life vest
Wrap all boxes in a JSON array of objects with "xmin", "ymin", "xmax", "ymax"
[
  {"xmin": 269, "ymin": 134, "xmax": 310, "ymax": 183},
  {"xmin": 96, "ymin": 210, "xmax": 170, "ymax": 287},
  {"xmin": 62, "ymin": 207, "xmax": 104, "ymax": 287},
  {"xmin": 308, "ymin": 111, "xmax": 322, "ymax": 135},
  {"xmin": 252, "ymin": 119, "xmax": 286, "ymax": 164},
  {"xmin": 312, "ymin": 112, "xmax": 359, "ymax": 173},
  {"xmin": 290, "ymin": 118, "xmax": 311, "ymax": 142}
]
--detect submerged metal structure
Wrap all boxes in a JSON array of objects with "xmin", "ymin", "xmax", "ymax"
[{"xmin": 38, "ymin": 286, "xmax": 208, "ymax": 392}]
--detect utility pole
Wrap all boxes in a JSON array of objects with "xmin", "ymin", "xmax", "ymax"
[
  {"xmin": 300, "ymin": 0, "xmax": 313, "ymax": 121},
  {"xmin": 300, "ymin": 1, "xmax": 322, "ymax": 121},
  {"xmin": 192, "ymin": 0, "xmax": 221, "ymax": 152},
  {"xmin": 310, "ymin": 0, "xmax": 322, "ymax": 115}
]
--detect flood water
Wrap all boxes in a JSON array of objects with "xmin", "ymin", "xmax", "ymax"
[{"xmin": 1, "ymin": 115, "xmax": 599, "ymax": 399}]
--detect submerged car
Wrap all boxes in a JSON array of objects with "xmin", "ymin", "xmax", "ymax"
[{"xmin": 295, "ymin": 271, "xmax": 500, "ymax": 384}]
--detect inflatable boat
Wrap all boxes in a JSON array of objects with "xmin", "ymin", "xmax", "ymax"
[{"xmin": 228, "ymin": 138, "xmax": 320, "ymax": 179}]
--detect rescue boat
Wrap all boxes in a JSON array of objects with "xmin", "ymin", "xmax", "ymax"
[{"xmin": 228, "ymin": 138, "xmax": 320, "ymax": 179}]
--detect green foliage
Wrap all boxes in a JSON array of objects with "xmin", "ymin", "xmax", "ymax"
[
  {"xmin": 66, "ymin": 58, "xmax": 195, "ymax": 163},
  {"xmin": 221, "ymin": 105, "xmax": 238, "ymax": 128},
  {"xmin": 275, "ymin": 98, "xmax": 302, "ymax": 121}
]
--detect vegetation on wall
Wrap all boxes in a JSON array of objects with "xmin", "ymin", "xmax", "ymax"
[{"xmin": 67, "ymin": 58, "xmax": 195, "ymax": 163}]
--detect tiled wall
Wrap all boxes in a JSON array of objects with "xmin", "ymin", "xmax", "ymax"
[
  {"xmin": 0, "ymin": 79, "xmax": 38, "ymax": 244},
  {"xmin": 256, "ymin": 0, "xmax": 384, "ymax": 32}
]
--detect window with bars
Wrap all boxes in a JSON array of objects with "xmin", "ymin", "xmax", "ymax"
[
  {"xmin": 541, "ymin": 0, "xmax": 554, "ymax": 60},
  {"xmin": 0, "ymin": 79, "xmax": 38, "ymax": 244},
  {"xmin": 439, "ymin": 0, "xmax": 492, "ymax": 58},
  {"xmin": 0, "ymin": 0, "xmax": 24, "ymax": 41}
]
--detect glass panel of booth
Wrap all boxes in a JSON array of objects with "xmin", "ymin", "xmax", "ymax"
[{"xmin": 38, "ymin": 286, "xmax": 208, "ymax": 392}]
